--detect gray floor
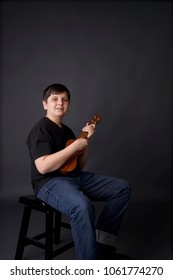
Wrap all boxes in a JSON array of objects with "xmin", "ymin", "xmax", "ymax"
[{"xmin": 0, "ymin": 196, "xmax": 172, "ymax": 260}]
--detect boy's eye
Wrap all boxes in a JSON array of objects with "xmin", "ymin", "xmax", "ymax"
[
  {"xmin": 51, "ymin": 97, "xmax": 58, "ymax": 101},
  {"xmin": 63, "ymin": 98, "xmax": 68, "ymax": 102},
  {"xmin": 51, "ymin": 97, "xmax": 68, "ymax": 102}
]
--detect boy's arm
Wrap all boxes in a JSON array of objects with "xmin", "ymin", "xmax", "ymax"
[
  {"xmin": 35, "ymin": 138, "xmax": 88, "ymax": 174},
  {"xmin": 35, "ymin": 123, "xmax": 95, "ymax": 174}
]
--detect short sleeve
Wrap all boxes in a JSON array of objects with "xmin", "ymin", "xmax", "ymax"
[{"xmin": 27, "ymin": 126, "xmax": 52, "ymax": 160}]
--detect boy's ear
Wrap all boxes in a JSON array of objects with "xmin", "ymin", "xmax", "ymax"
[{"xmin": 42, "ymin": 100, "xmax": 47, "ymax": 110}]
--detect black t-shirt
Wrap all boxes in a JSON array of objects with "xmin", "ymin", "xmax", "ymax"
[{"xmin": 26, "ymin": 117, "xmax": 76, "ymax": 194}]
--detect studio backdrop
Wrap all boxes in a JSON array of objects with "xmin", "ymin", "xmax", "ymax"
[{"xmin": 0, "ymin": 1, "xmax": 172, "ymax": 204}]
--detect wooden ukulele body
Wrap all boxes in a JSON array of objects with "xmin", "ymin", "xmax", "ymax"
[
  {"xmin": 59, "ymin": 114, "xmax": 101, "ymax": 175},
  {"xmin": 59, "ymin": 139, "xmax": 78, "ymax": 174}
]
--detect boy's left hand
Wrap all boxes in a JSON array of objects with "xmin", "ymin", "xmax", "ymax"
[{"xmin": 82, "ymin": 123, "xmax": 96, "ymax": 139}]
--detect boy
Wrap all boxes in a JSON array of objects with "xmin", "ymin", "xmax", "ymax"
[{"xmin": 27, "ymin": 83, "xmax": 131, "ymax": 259}]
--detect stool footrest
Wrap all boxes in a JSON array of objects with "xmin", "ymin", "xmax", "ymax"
[
  {"xmin": 52, "ymin": 241, "xmax": 75, "ymax": 258},
  {"xmin": 23, "ymin": 237, "xmax": 45, "ymax": 249}
]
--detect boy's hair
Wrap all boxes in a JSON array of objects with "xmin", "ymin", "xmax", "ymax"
[{"xmin": 43, "ymin": 83, "xmax": 71, "ymax": 102}]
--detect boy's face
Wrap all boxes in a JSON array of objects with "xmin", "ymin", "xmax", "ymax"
[{"xmin": 42, "ymin": 91, "xmax": 70, "ymax": 118}]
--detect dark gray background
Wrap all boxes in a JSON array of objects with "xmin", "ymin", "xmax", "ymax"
[{"xmin": 0, "ymin": 0, "xmax": 172, "ymax": 260}]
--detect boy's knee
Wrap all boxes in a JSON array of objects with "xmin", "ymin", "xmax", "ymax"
[
  {"xmin": 125, "ymin": 181, "xmax": 131, "ymax": 199},
  {"xmin": 120, "ymin": 179, "xmax": 132, "ymax": 198},
  {"xmin": 71, "ymin": 197, "xmax": 94, "ymax": 215}
]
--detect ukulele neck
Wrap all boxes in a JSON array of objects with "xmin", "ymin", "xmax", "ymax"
[
  {"xmin": 77, "ymin": 114, "xmax": 101, "ymax": 140},
  {"xmin": 78, "ymin": 131, "xmax": 88, "ymax": 139}
]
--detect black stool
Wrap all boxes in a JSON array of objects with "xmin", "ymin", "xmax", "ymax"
[{"xmin": 15, "ymin": 195, "xmax": 74, "ymax": 260}]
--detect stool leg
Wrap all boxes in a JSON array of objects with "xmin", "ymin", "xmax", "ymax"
[
  {"xmin": 15, "ymin": 205, "xmax": 31, "ymax": 259},
  {"xmin": 54, "ymin": 211, "xmax": 61, "ymax": 244},
  {"xmin": 45, "ymin": 210, "xmax": 54, "ymax": 260}
]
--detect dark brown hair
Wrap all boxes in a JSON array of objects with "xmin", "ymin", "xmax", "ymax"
[{"xmin": 43, "ymin": 83, "xmax": 71, "ymax": 102}]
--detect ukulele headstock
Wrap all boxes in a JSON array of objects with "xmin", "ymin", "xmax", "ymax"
[{"xmin": 89, "ymin": 114, "xmax": 101, "ymax": 125}]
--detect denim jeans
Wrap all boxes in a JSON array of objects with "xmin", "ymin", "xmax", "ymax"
[{"xmin": 37, "ymin": 171, "xmax": 131, "ymax": 259}]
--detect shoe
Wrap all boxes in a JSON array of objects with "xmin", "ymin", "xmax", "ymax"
[{"xmin": 98, "ymin": 243, "xmax": 130, "ymax": 260}]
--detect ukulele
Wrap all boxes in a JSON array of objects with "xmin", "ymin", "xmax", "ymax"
[{"xmin": 59, "ymin": 114, "xmax": 101, "ymax": 175}]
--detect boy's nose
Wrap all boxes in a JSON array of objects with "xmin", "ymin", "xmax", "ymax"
[{"xmin": 58, "ymin": 100, "xmax": 63, "ymax": 105}]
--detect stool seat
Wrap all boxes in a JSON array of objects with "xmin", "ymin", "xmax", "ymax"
[{"xmin": 15, "ymin": 195, "xmax": 74, "ymax": 260}]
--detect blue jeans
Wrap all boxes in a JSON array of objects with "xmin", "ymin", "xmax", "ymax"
[{"xmin": 37, "ymin": 171, "xmax": 131, "ymax": 259}]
